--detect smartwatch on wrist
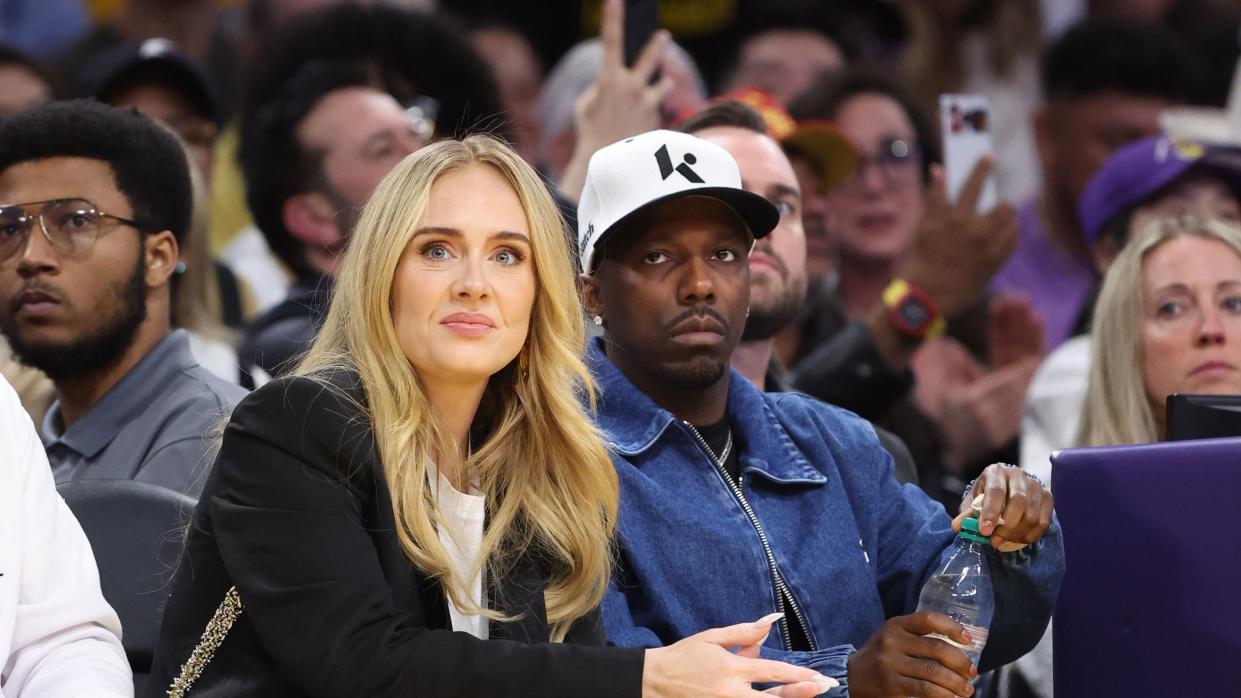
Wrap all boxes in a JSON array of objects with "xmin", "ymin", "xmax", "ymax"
[{"xmin": 881, "ymin": 278, "xmax": 946, "ymax": 342}]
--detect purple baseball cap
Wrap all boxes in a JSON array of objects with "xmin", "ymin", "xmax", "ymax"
[{"xmin": 1078, "ymin": 135, "xmax": 1241, "ymax": 246}]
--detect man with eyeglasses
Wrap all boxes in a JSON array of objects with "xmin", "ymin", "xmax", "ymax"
[
  {"xmin": 235, "ymin": 62, "xmax": 427, "ymax": 388},
  {"xmin": 234, "ymin": 4, "xmax": 502, "ymax": 388},
  {"xmin": 0, "ymin": 100, "xmax": 245, "ymax": 498}
]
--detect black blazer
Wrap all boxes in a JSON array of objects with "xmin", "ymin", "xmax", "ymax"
[{"xmin": 147, "ymin": 372, "xmax": 643, "ymax": 697}]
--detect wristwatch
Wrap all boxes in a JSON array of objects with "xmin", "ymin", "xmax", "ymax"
[{"xmin": 881, "ymin": 278, "xmax": 946, "ymax": 342}]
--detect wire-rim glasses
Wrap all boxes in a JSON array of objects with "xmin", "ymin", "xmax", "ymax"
[{"xmin": 0, "ymin": 198, "xmax": 149, "ymax": 263}]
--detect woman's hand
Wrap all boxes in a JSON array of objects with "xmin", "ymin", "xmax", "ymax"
[{"xmin": 642, "ymin": 615, "xmax": 839, "ymax": 697}]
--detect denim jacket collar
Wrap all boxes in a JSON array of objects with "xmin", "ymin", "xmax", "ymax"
[{"xmin": 587, "ymin": 338, "xmax": 826, "ymax": 486}]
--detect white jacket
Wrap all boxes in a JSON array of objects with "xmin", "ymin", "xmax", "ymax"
[
  {"xmin": 0, "ymin": 377, "xmax": 132, "ymax": 697},
  {"xmin": 1018, "ymin": 335, "xmax": 1092, "ymax": 484}
]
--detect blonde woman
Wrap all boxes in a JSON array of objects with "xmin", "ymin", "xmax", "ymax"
[
  {"xmin": 147, "ymin": 135, "xmax": 833, "ymax": 697},
  {"xmin": 1079, "ymin": 216, "xmax": 1241, "ymax": 446}
]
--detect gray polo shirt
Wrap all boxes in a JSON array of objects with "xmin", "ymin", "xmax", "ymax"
[{"xmin": 41, "ymin": 330, "xmax": 248, "ymax": 498}]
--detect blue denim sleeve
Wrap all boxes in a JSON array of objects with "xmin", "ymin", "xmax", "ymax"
[
  {"xmin": 601, "ymin": 581, "xmax": 666, "ymax": 648},
  {"xmin": 759, "ymin": 645, "xmax": 852, "ymax": 696},
  {"xmin": 975, "ymin": 514, "xmax": 1064, "ymax": 672},
  {"xmin": 861, "ymin": 449, "xmax": 957, "ymax": 623},
  {"xmin": 855, "ymin": 427, "xmax": 1064, "ymax": 673}
]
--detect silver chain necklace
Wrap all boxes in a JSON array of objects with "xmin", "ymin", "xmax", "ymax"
[{"xmin": 683, "ymin": 421, "xmax": 733, "ymax": 467}]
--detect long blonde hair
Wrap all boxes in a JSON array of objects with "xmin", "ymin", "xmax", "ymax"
[
  {"xmin": 1079, "ymin": 216, "xmax": 1241, "ymax": 446},
  {"xmin": 296, "ymin": 134, "xmax": 618, "ymax": 641}
]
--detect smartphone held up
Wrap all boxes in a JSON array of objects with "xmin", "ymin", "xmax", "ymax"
[
  {"xmin": 623, "ymin": 0, "xmax": 661, "ymax": 83},
  {"xmin": 940, "ymin": 94, "xmax": 998, "ymax": 212}
]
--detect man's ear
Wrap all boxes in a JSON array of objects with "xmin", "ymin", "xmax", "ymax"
[
  {"xmin": 283, "ymin": 191, "xmax": 342, "ymax": 248},
  {"xmin": 144, "ymin": 230, "xmax": 179, "ymax": 288},
  {"xmin": 580, "ymin": 272, "xmax": 603, "ymax": 318}
]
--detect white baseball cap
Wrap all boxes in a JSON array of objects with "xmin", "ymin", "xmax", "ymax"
[{"xmin": 576, "ymin": 129, "xmax": 779, "ymax": 274}]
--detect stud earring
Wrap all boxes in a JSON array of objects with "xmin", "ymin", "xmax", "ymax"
[{"xmin": 592, "ymin": 314, "xmax": 603, "ymax": 326}]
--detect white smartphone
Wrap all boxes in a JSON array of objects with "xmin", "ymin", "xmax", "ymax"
[{"xmin": 939, "ymin": 94, "xmax": 997, "ymax": 211}]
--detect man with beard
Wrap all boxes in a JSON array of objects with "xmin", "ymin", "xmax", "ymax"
[
  {"xmin": 235, "ymin": 62, "xmax": 424, "ymax": 387},
  {"xmin": 674, "ymin": 99, "xmax": 918, "ymax": 484},
  {"xmin": 235, "ymin": 4, "xmax": 504, "ymax": 387},
  {"xmin": 0, "ymin": 101, "xmax": 245, "ymax": 497},
  {"xmin": 580, "ymin": 129, "xmax": 1063, "ymax": 695}
]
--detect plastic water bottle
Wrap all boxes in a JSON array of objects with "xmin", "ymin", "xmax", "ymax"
[{"xmin": 916, "ymin": 516, "xmax": 994, "ymax": 667}]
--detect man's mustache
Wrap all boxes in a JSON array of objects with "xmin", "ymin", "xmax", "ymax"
[{"xmin": 666, "ymin": 304, "xmax": 730, "ymax": 334}]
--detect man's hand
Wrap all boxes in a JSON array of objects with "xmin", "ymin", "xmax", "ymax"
[
  {"xmin": 936, "ymin": 351, "xmax": 1041, "ymax": 470},
  {"xmin": 556, "ymin": 0, "xmax": 673, "ymax": 203},
  {"xmin": 986, "ymin": 293, "xmax": 1046, "ymax": 368},
  {"xmin": 953, "ymin": 463, "xmax": 1055, "ymax": 549},
  {"xmin": 847, "ymin": 613, "xmax": 977, "ymax": 698},
  {"xmin": 900, "ymin": 160, "xmax": 1018, "ymax": 318}
]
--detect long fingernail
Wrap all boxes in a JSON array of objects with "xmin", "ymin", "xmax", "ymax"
[
  {"xmin": 755, "ymin": 612, "xmax": 784, "ymax": 626},
  {"xmin": 813, "ymin": 673, "xmax": 840, "ymax": 690}
]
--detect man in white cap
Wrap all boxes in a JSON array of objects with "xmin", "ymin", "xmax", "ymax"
[{"xmin": 580, "ymin": 129, "xmax": 1065, "ymax": 697}]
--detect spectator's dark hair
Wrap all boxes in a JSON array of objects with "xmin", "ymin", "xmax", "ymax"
[
  {"xmin": 1042, "ymin": 20, "xmax": 1198, "ymax": 104},
  {"xmin": 242, "ymin": 4, "xmax": 503, "ymax": 134},
  {"xmin": 0, "ymin": 42, "xmax": 58, "ymax": 98},
  {"xmin": 789, "ymin": 67, "xmax": 939, "ymax": 182},
  {"xmin": 675, "ymin": 100, "xmax": 768, "ymax": 136},
  {"xmin": 0, "ymin": 100, "xmax": 190, "ymax": 242},
  {"xmin": 718, "ymin": 7, "xmax": 859, "ymax": 93},
  {"xmin": 240, "ymin": 61, "xmax": 371, "ymax": 280},
  {"xmin": 240, "ymin": 3, "xmax": 505, "ymax": 280}
]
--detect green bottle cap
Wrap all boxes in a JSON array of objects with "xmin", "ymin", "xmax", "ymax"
[{"xmin": 958, "ymin": 516, "xmax": 991, "ymax": 545}]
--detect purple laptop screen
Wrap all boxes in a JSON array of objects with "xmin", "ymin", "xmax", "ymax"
[{"xmin": 1050, "ymin": 438, "xmax": 1241, "ymax": 696}]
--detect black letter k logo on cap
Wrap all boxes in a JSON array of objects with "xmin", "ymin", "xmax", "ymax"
[{"xmin": 654, "ymin": 144, "xmax": 704, "ymax": 183}]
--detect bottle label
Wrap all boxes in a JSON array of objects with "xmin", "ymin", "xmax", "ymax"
[{"xmin": 926, "ymin": 623, "xmax": 989, "ymax": 662}]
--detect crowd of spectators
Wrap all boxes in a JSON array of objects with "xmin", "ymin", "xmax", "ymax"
[{"xmin": 1, "ymin": 1, "xmax": 1239, "ymax": 696}]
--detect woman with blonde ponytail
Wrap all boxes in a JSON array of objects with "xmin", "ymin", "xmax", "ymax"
[{"xmin": 148, "ymin": 134, "xmax": 832, "ymax": 698}]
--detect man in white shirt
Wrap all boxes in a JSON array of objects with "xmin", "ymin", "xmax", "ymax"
[{"xmin": 0, "ymin": 375, "xmax": 131, "ymax": 697}]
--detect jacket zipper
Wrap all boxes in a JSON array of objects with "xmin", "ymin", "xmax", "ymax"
[{"xmin": 682, "ymin": 423, "xmax": 815, "ymax": 652}]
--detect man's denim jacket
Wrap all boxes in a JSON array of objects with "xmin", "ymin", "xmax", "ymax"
[{"xmin": 590, "ymin": 341, "xmax": 1064, "ymax": 690}]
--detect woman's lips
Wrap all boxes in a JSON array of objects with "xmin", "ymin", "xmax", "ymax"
[
  {"xmin": 1190, "ymin": 360, "xmax": 1238, "ymax": 378},
  {"xmin": 856, "ymin": 212, "xmax": 897, "ymax": 234},
  {"xmin": 440, "ymin": 312, "xmax": 496, "ymax": 337}
]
